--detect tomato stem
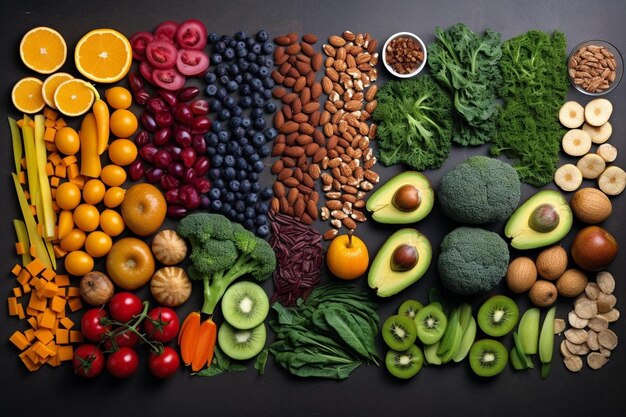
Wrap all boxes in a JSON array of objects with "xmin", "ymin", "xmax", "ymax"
[{"xmin": 99, "ymin": 301, "xmax": 164, "ymax": 355}]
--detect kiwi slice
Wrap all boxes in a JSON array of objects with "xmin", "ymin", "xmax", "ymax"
[
  {"xmin": 221, "ymin": 281, "xmax": 269, "ymax": 330},
  {"xmin": 397, "ymin": 299, "xmax": 423, "ymax": 319},
  {"xmin": 414, "ymin": 304, "xmax": 448, "ymax": 345},
  {"xmin": 218, "ymin": 322, "xmax": 267, "ymax": 360},
  {"xmin": 477, "ymin": 295, "xmax": 519, "ymax": 337},
  {"xmin": 382, "ymin": 314, "xmax": 417, "ymax": 351},
  {"xmin": 385, "ymin": 345, "xmax": 424, "ymax": 379},
  {"xmin": 469, "ymin": 339, "xmax": 508, "ymax": 377}
]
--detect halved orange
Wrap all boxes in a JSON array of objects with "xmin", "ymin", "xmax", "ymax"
[
  {"xmin": 20, "ymin": 27, "xmax": 67, "ymax": 74},
  {"xmin": 74, "ymin": 29, "xmax": 132, "ymax": 83},
  {"xmin": 42, "ymin": 72, "xmax": 74, "ymax": 109},
  {"xmin": 53, "ymin": 79, "xmax": 95, "ymax": 117},
  {"xmin": 12, "ymin": 77, "xmax": 45, "ymax": 114}
]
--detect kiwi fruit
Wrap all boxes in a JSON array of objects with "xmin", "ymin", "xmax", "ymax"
[
  {"xmin": 414, "ymin": 304, "xmax": 448, "ymax": 345},
  {"xmin": 382, "ymin": 314, "xmax": 417, "ymax": 351},
  {"xmin": 477, "ymin": 295, "xmax": 519, "ymax": 337},
  {"xmin": 397, "ymin": 299, "xmax": 423, "ymax": 319},
  {"xmin": 385, "ymin": 345, "xmax": 424, "ymax": 379},
  {"xmin": 221, "ymin": 281, "xmax": 269, "ymax": 330},
  {"xmin": 469, "ymin": 339, "xmax": 508, "ymax": 377},
  {"xmin": 218, "ymin": 322, "xmax": 267, "ymax": 360}
]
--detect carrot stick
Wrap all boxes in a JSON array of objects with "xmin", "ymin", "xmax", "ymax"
[
  {"xmin": 178, "ymin": 311, "xmax": 198, "ymax": 346},
  {"xmin": 179, "ymin": 312, "xmax": 201, "ymax": 365},
  {"xmin": 191, "ymin": 318, "xmax": 217, "ymax": 372}
]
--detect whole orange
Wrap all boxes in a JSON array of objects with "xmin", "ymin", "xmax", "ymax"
[
  {"xmin": 326, "ymin": 234, "xmax": 369, "ymax": 280},
  {"xmin": 120, "ymin": 183, "xmax": 166, "ymax": 236},
  {"xmin": 106, "ymin": 237, "xmax": 155, "ymax": 290}
]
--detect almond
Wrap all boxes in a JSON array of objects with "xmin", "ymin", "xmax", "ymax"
[
  {"xmin": 285, "ymin": 43, "xmax": 301, "ymax": 55},
  {"xmin": 272, "ymin": 142, "xmax": 286, "ymax": 156},
  {"xmin": 326, "ymin": 67, "xmax": 340, "ymax": 82},
  {"xmin": 294, "ymin": 198, "xmax": 306, "ymax": 217},
  {"xmin": 306, "ymin": 199, "xmax": 318, "ymax": 219},
  {"xmin": 329, "ymin": 35, "xmax": 347, "ymax": 47},
  {"xmin": 274, "ymin": 35, "xmax": 292, "ymax": 46},
  {"xmin": 284, "ymin": 146, "xmax": 305, "ymax": 158},
  {"xmin": 322, "ymin": 77, "xmax": 334, "ymax": 94},
  {"xmin": 301, "ymin": 42, "xmax": 315, "ymax": 57},
  {"xmin": 302, "ymin": 102, "xmax": 319, "ymax": 114},
  {"xmin": 271, "ymin": 159, "xmax": 284, "ymax": 175},
  {"xmin": 323, "ymin": 44, "xmax": 336, "ymax": 57},
  {"xmin": 313, "ymin": 147, "xmax": 327, "ymax": 163},
  {"xmin": 342, "ymin": 217, "xmax": 357, "ymax": 230},
  {"xmin": 283, "ymin": 177, "xmax": 299, "ymax": 188},
  {"xmin": 273, "ymin": 182, "xmax": 286, "ymax": 198},
  {"xmin": 309, "ymin": 164, "xmax": 321, "ymax": 179},
  {"xmin": 302, "ymin": 33, "xmax": 318, "ymax": 44}
]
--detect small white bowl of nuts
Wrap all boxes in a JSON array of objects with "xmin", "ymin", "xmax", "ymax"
[
  {"xmin": 382, "ymin": 32, "xmax": 427, "ymax": 78},
  {"xmin": 568, "ymin": 40, "xmax": 623, "ymax": 96}
]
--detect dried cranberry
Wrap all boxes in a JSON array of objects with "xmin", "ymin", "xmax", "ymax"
[
  {"xmin": 160, "ymin": 174, "xmax": 180, "ymax": 191},
  {"xmin": 165, "ymin": 189, "xmax": 181, "ymax": 204},
  {"xmin": 180, "ymin": 147, "xmax": 196, "ymax": 168},
  {"xmin": 168, "ymin": 162, "xmax": 184, "ymax": 178},
  {"xmin": 134, "ymin": 90, "xmax": 151, "ymax": 105},
  {"xmin": 146, "ymin": 97, "xmax": 169, "ymax": 115},
  {"xmin": 191, "ymin": 117, "xmax": 211, "ymax": 134},
  {"xmin": 179, "ymin": 184, "xmax": 201, "ymax": 209},
  {"xmin": 139, "ymin": 145, "xmax": 159, "ymax": 163},
  {"xmin": 145, "ymin": 167, "xmax": 165, "ymax": 183},
  {"xmin": 153, "ymin": 150, "xmax": 173, "ymax": 169},
  {"xmin": 128, "ymin": 72, "xmax": 145, "ymax": 93},
  {"xmin": 173, "ymin": 103, "xmax": 194, "ymax": 125},
  {"xmin": 153, "ymin": 128, "xmax": 172, "ymax": 146},
  {"xmin": 163, "ymin": 145, "xmax": 182, "ymax": 161},
  {"xmin": 191, "ymin": 135, "xmax": 207, "ymax": 154},
  {"xmin": 174, "ymin": 127, "xmax": 192, "ymax": 148},
  {"xmin": 156, "ymin": 90, "xmax": 178, "ymax": 107},
  {"xmin": 193, "ymin": 177, "xmax": 211, "ymax": 194},
  {"xmin": 183, "ymin": 167, "xmax": 196, "ymax": 183},
  {"xmin": 134, "ymin": 131, "xmax": 151, "ymax": 148}
]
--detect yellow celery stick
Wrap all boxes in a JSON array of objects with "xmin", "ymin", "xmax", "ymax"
[
  {"xmin": 13, "ymin": 219, "xmax": 32, "ymax": 264},
  {"xmin": 34, "ymin": 114, "xmax": 56, "ymax": 240},
  {"xmin": 9, "ymin": 118, "xmax": 23, "ymax": 174}
]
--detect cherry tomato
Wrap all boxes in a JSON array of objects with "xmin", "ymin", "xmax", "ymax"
[
  {"xmin": 81, "ymin": 308, "xmax": 111, "ymax": 342},
  {"xmin": 146, "ymin": 39, "xmax": 178, "ymax": 69},
  {"xmin": 108, "ymin": 292, "xmax": 143, "ymax": 323},
  {"xmin": 73, "ymin": 204, "xmax": 100, "ymax": 232},
  {"xmin": 64, "ymin": 250, "xmax": 94, "ymax": 276},
  {"xmin": 100, "ymin": 164, "xmax": 127, "ymax": 187},
  {"xmin": 103, "ymin": 187, "xmax": 126, "ymax": 208},
  {"xmin": 152, "ymin": 68, "xmax": 185, "ymax": 91},
  {"xmin": 175, "ymin": 19, "xmax": 207, "ymax": 50},
  {"xmin": 144, "ymin": 307, "xmax": 180, "ymax": 343},
  {"xmin": 108, "ymin": 138, "xmax": 138, "ymax": 166},
  {"xmin": 105, "ymin": 86, "xmax": 133, "ymax": 109},
  {"xmin": 110, "ymin": 109, "xmax": 138, "ymax": 138},
  {"xmin": 55, "ymin": 126, "xmax": 80, "ymax": 156},
  {"xmin": 84, "ymin": 231, "xmax": 112, "ymax": 258},
  {"xmin": 106, "ymin": 347, "xmax": 139, "ymax": 378},
  {"xmin": 148, "ymin": 346, "xmax": 180, "ymax": 378},
  {"xmin": 82, "ymin": 179, "xmax": 106, "ymax": 205},
  {"xmin": 176, "ymin": 49, "xmax": 209, "ymax": 76},
  {"xmin": 73, "ymin": 344, "xmax": 104, "ymax": 378},
  {"xmin": 99, "ymin": 209, "xmax": 125, "ymax": 236},
  {"xmin": 56, "ymin": 182, "xmax": 81, "ymax": 210},
  {"xmin": 103, "ymin": 331, "xmax": 139, "ymax": 350},
  {"xmin": 154, "ymin": 21, "xmax": 179, "ymax": 42}
]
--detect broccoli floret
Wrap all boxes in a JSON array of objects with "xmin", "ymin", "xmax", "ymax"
[
  {"xmin": 437, "ymin": 156, "xmax": 521, "ymax": 224},
  {"xmin": 438, "ymin": 227, "xmax": 509, "ymax": 295},
  {"xmin": 176, "ymin": 213, "xmax": 277, "ymax": 315}
]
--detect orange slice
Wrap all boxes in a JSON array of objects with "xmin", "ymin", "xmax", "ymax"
[
  {"xmin": 12, "ymin": 77, "xmax": 45, "ymax": 114},
  {"xmin": 74, "ymin": 29, "xmax": 132, "ymax": 83},
  {"xmin": 19, "ymin": 27, "xmax": 67, "ymax": 74},
  {"xmin": 42, "ymin": 72, "xmax": 74, "ymax": 109},
  {"xmin": 53, "ymin": 79, "xmax": 95, "ymax": 117}
]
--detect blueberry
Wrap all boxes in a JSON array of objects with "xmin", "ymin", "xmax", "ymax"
[
  {"xmin": 258, "ymin": 144, "xmax": 271, "ymax": 157},
  {"xmin": 214, "ymin": 179, "xmax": 225, "ymax": 190},
  {"xmin": 224, "ymin": 48, "xmax": 235, "ymax": 60},
  {"xmin": 206, "ymin": 147, "xmax": 216, "ymax": 156},
  {"xmin": 209, "ymin": 187, "xmax": 221, "ymax": 200},
  {"xmin": 208, "ymin": 32, "xmax": 219, "ymax": 43},
  {"xmin": 215, "ymin": 88, "xmax": 227, "ymax": 101},
  {"xmin": 216, "ymin": 143, "xmax": 227, "ymax": 155},
  {"xmin": 253, "ymin": 96, "xmax": 266, "ymax": 108},
  {"xmin": 235, "ymin": 31, "xmax": 248, "ymax": 41},
  {"xmin": 252, "ymin": 132, "xmax": 266, "ymax": 147},
  {"xmin": 215, "ymin": 41, "xmax": 226, "ymax": 53},
  {"xmin": 245, "ymin": 193, "xmax": 258, "ymax": 206},
  {"xmin": 264, "ymin": 127, "xmax": 278, "ymax": 140},
  {"xmin": 236, "ymin": 48, "xmax": 247, "ymax": 58},
  {"xmin": 256, "ymin": 30, "xmax": 269, "ymax": 42},
  {"xmin": 226, "ymin": 80, "xmax": 238, "ymax": 92},
  {"xmin": 261, "ymin": 187, "xmax": 273, "ymax": 200},
  {"xmin": 211, "ymin": 120, "xmax": 223, "ymax": 132},
  {"xmin": 217, "ymin": 130, "xmax": 229, "ymax": 142},
  {"xmin": 244, "ymin": 218, "xmax": 254, "ymax": 229},
  {"xmin": 223, "ymin": 96, "xmax": 236, "ymax": 109},
  {"xmin": 235, "ymin": 192, "xmax": 243, "ymax": 200},
  {"xmin": 209, "ymin": 99, "xmax": 222, "ymax": 112},
  {"xmin": 238, "ymin": 137, "xmax": 249, "ymax": 146},
  {"xmin": 236, "ymin": 213, "xmax": 245, "ymax": 223},
  {"xmin": 212, "ymin": 154, "xmax": 224, "ymax": 167},
  {"xmin": 228, "ymin": 39, "xmax": 237, "ymax": 48},
  {"xmin": 244, "ymin": 206, "xmax": 255, "ymax": 218},
  {"xmin": 211, "ymin": 199, "xmax": 223, "ymax": 212},
  {"xmin": 251, "ymin": 78, "xmax": 263, "ymax": 91},
  {"xmin": 258, "ymin": 66, "xmax": 269, "ymax": 78},
  {"xmin": 239, "ymin": 96, "xmax": 253, "ymax": 108},
  {"xmin": 256, "ymin": 224, "xmax": 269, "ymax": 237},
  {"xmin": 234, "ymin": 200, "xmax": 246, "ymax": 213},
  {"xmin": 251, "ymin": 182, "xmax": 261, "ymax": 192},
  {"xmin": 236, "ymin": 41, "xmax": 246, "ymax": 50},
  {"xmin": 227, "ymin": 209, "xmax": 237, "ymax": 219},
  {"xmin": 263, "ymin": 77, "xmax": 275, "ymax": 89},
  {"xmin": 215, "ymin": 64, "xmax": 228, "ymax": 77},
  {"xmin": 234, "ymin": 74, "xmax": 243, "ymax": 84},
  {"xmin": 242, "ymin": 72, "xmax": 253, "ymax": 83},
  {"xmin": 206, "ymin": 133, "xmax": 219, "ymax": 147},
  {"xmin": 246, "ymin": 52, "xmax": 257, "ymax": 63},
  {"xmin": 262, "ymin": 89, "xmax": 272, "ymax": 99},
  {"xmin": 250, "ymin": 108, "xmax": 264, "ymax": 119},
  {"xmin": 255, "ymin": 214, "xmax": 268, "ymax": 226},
  {"xmin": 205, "ymin": 84, "xmax": 218, "ymax": 96},
  {"xmin": 222, "ymin": 202, "xmax": 232, "ymax": 213},
  {"xmin": 253, "ymin": 160, "xmax": 265, "ymax": 173},
  {"xmin": 218, "ymin": 108, "xmax": 231, "ymax": 121},
  {"xmin": 229, "ymin": 117, "xmax": 242, "ymax": 129},
  {"xmin": 229, "ymin": 179, "xmax": 241, "ymax": 192},
  {"xmin": 238, "ymin": 170, "xmax": 249, "ymax": 180},
  {"xmin": 262, "ymin": 42, "xmax": 274, "ymax": 54},
  {"xmin": 208, "ymin": 168, "xmax": 221, "ymax": 180},
  {"xmin": 257, "ymin": 202, "xmax": 270, "ymax": 214},
  {"xmin": 240, "ymin": 179, "xmax": 252, "ymax": 192},
  {"xmin": 248, "ymin": 63, "xmax": 259, "ymax": 74},
  {"xmin": 240, "ymin": 84, "xmax": 252, "ymax": 97},
  {"xmin": 241, "ymin": 117, "xmax": 252, "ymax": 128},
  {"xmin": 251, "ymin": 43, "xmax": 262, "ymax": 55},
  {"xmin": 251, "ymin": 118, "xmax": 264, "ymax": 131},
  {"xmin": 264, "ymin": 100, "xmax": 277, "ymax": 113},
  {"xmin": 219, "ymin": 167, "xmax": 233, "ymax": 181},
  {"xmin": 225, "ymin": 191, "xmax": 236, "ymax": 203},
  {"xmin": 246, "ymin": 37, "xmax": 256, "ymax": 47},
  {"xmin": 260, "ymin": 57, "xmax": 273, "ymax": 68},
  {"xmin": 204, "ymin": 72, "xmax": 217, "ymax": 84},
  {"xmin": 225, "ymin": 155, "xmax": 236, "ymax": 167},
  {"xmin": 241, "ymin": 144, "xmax": 254, "ymax": 156},
  {"xmin": 232, "ymin": 126, "xmax": 246, "ymax": 139},
  {"xmin": 236, "ymin": 157, "xmax": 248, "ymax": 169}
]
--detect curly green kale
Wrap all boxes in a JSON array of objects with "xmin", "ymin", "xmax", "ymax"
[
  {"xmin": 428, "ymin": 23, "xmax": 503, "ymax": 146},
  {"xmin": 490, "ymin": 30, "xmax": 569, "ymax": 187},
  {"xmin": 372, "ymin": 76, "xmax": 453, "ymax": 170}
]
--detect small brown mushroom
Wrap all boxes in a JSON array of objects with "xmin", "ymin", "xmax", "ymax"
[{"xmin": 587, "ymin": 352, "xmax": 609, "ymax": 370}]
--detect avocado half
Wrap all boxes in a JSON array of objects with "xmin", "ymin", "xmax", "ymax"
[
  {"xmin": 368, "ymin": 228, "xmax": 432, "ymax": 297},
  {"xmin": 366, "ymin": 171, "xmax": 434, "ymax": 224},
  {"xmin": 505, "ymin": 190, "xmax": 573, "ymax": 250}
]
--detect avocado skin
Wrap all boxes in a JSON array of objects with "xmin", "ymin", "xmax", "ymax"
[
  {"xmin": 505, "ymin": 190, "xmax": 573, "ymax": 250},
  {"xmin": 368, "ymin": 228, "xmax": 432, "ymax": 297},
  {"xmin": 366, "ymin": 171, "xmax": 434, "ymax": 224}
]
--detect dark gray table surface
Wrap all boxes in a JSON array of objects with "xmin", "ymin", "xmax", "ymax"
[{"xmin": 1, "ymin": 0, "xmax": 624, "ymax": 416}]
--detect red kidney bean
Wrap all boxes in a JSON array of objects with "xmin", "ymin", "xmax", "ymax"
[
  {"xmin": 193, "ymin": 177, "xmax": 211, "ymax": 194},
  {"xmin": 168, "ymin": 162, "xmax": 184, "ymax": 178},
  {"xmin": 157, "ymin": 89, "xmax": 178, "ymax": 107},
  {"xmin": 190, "ymin": 99, "xmax": 209, "ymax": 115},
  {"xmin": 191, "ymin": 116, "xmax": 211, "ymax": 134},
  {"xmin": 180, "ymin": 147, "xmax": 196, "ymax": 168},
  {"xmin": 183, "ymin": 167, "xmax": 196, "ymax": 183},
  {"xmin": 191, "ymin": 135, "xmax": 207, "ymax": 154},
  {"xmin": 129, "ymin": 160, "xmax": 145, "ymax": 181},
  {"xmin": 193, "ymin": 156, "xmax": 210, "ymax": 176},
  {"xmin": 177, "ymin": 86, "xmax": 200, "ymax": 103},
  {"xmin": 145, "ymin": 167, "xmax": 165, "ymax": 183},
  {"xmin": 141, "ymin": 112, "xmax": 158, "ymax": 132},
  {"xmin": 160, "ymin": 174, "xmax": 180, "ymax": 190},
  {"xmin": 174, "ymin": 127, "xmax": 192, "ymax": 148},
  {"xmin": 153, "ymin": 149, "xmax": 173, "ymax": 169},
  {"xmin": 129, "ymin": 72, "xmax": 144, "ymax": 93},
  {"xmin": 154, "ymin": 127, "xmax": 172, "ymax": 146},
  {"xmin": 173, "ymin": 103, "xmax": 194, "ymax": 125},
  {"xmin": 134, "ymin": 90, "xmax": 151, "ymax": 106},
  {"xmin": 163, "ymin": 145, "xmax": 182, "ymax": 161},
  {"xmin": 139, "ymin": 144, "xmax": 159, "ymax": 163},
  {"xmin": 167, "ymin": 205, "xmax": 188, "ymax": 218},
  {"xmin": 155, "ymin": 111, "xmax": 174, "ymax": 128},
  {"xmin": 134, "ymin": 130, "xmax": 151, "ymax": 148}
]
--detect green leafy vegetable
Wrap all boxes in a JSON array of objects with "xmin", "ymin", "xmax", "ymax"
[
  {"xmin": 490, "ymin": 30, "xmax": 569, "ymax": 187},
  {"xmin": 428, "ymin": 23, "xmax": 503, "ymax": 145},
  {"xmin": 254, "ymin": 348, "xmax": 269, "ymax": 375},
  {"xmin": 268, "ymin": 284, "xmax": 380, "ymax": 380},
  {"xmin": 373, "ymin": 76, "xmax": 453, "ymax": 170},
  {"xmin": 194, "ymin": 346, "xmax": 247, "ymax": 377}
]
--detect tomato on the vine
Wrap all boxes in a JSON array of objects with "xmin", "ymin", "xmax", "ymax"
[
  {"xmin": 106, "ymin": 347, "xmax": 139, "ymax": 378},
  {"xmin": 143, "ymin": 307, "xmax": 180, "ymax": 343},
  {"xmin": 103, "ymin": 330, "xmax": 140, "ymax": 350},
  {"xmin": 73, "ymin": 344, "xmax": 104, "ymax": 378},
  {"xmin": 81, "ymin": 308, "xmax": 111, "ymax": 342},
  {"xmin": 148, "ymin": 346, "xmax": 180, "ymax": 378},
  {"xmin": 108, "ymin": 292, "xmax": 143, "ymax": 323}
]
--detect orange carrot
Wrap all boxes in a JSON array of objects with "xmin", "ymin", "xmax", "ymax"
[
  {"xmin": 191, "ymin": 318, "xmax": 217, "ymax": 372},
  {"xmin": 179, "ymin": 312, "xmax": 201, "ymax": 365},
  {"xmin": 178, "ymin": 311, "xmax": 198, "ymax": 346},
  {"xmin": 92, "ymin": 99, "xmax": 109, "ymax": 155}
]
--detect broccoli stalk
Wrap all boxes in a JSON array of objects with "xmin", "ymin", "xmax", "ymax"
[{"xmin": 177, "ymin": 213, "xmax": 276, "ymax": 316}]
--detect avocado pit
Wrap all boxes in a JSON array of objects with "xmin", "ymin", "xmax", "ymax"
[
  {"xmin": 391, "ymin": 244, "xmax": 418, "ymax": 272},
  {"xmin": 528, "ymin": 203, "xmax": 560, "ymax": 233},
  {"xmin": 392, "ymin": 185, "xmax": 420, "ymax": 212}
]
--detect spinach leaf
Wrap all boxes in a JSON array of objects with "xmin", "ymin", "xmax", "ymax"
[{"xmin": 254, "ymin": 348, "xmax": 269, "ymax": 375}]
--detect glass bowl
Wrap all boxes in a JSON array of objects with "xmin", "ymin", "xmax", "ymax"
[
  {"xmin": 382, "ymin": 32, "xmax": 427, "ymax": 78},
  {"xmin": 567, "ymin": 40, "xmax": 623, "ymax": 96}
]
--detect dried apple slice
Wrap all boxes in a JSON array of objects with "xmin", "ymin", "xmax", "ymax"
[
  {"xmin": 576, "ymin": 153, "xmax": 606, "ymax": 179},
  {"xmin": 582, "ymin": 122, "xmax": 612, "ymax": 144},
  {"xmin": 598, "ymin": 166, "xmax": 626, "ymax": 196},
  {"xmin": 584, "ymin": 98, "xmax": 613, "ymax": 126},
  {"xmin": 562, "ymin": 129, "xmax": 592, "ymax": 156}
]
